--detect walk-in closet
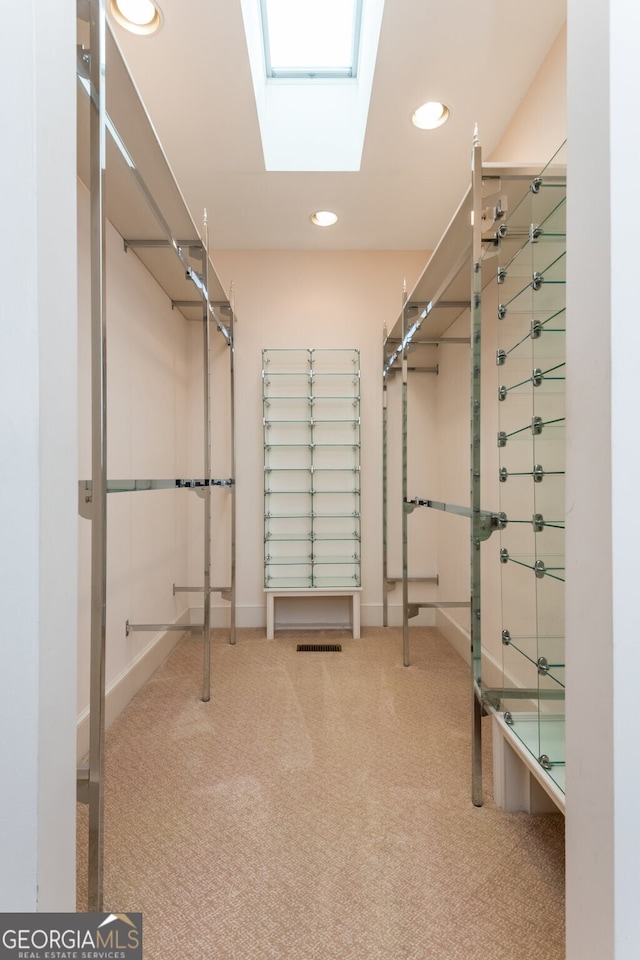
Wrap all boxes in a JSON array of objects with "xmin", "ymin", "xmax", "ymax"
[{"xmin": 4, "ymin": 3, "xmax": 640, "ymax": 960}]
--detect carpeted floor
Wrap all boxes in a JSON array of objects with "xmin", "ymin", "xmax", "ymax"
[{"xmin": 77, "ymin": 627, "xmax": 565, "ymax": 959}]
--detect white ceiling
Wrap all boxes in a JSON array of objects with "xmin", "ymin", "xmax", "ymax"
[{"xmin": 110, "ymin": 0, "xmax": 566, "ymax": 252}]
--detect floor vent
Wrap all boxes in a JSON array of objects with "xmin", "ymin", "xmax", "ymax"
[{"xmin": 297, "ymin": 644, "xmax": 342, "ymax": 653}]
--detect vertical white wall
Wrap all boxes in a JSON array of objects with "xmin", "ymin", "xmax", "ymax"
[
  {"xmin": 566, "ymin": 2, "xmax": 640, "ymax": 956},
  {"xmin": 0, "ymin": 0, "xmax": 77, "ymax": 909}
]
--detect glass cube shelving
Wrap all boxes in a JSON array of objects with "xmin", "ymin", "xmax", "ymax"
[
  {"xmin": 263, "ymin": 348, "xmax": 361, "ymax": 589},
  {"xmin": 493, "ymin": 149, "xmax": 566, "ymax": 793}
]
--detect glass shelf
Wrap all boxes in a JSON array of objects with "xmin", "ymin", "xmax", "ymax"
[
  {"xmin": 502, "ymin": 633, "xmax": 566, "ymax": 688},
  {"xmin": 265, "ymin": 513, "xmax": 314, "ymax": 519},
  {"xmin": 264, "ymin": 573, "xmax": 361, "ymax": 589},
  {"xmin": 314, "ymin": 575, "xmax": 361, "ymax": 588},
  {"xmin": 263, "ymin": 349, "xmax": 361, "ymax": 590},
  {"xmin": 265, "ymin": 556, "xmax": 312, "ymax": 565},
  {"xmin": 262, "ymin": 349, "xmax": 312, "ymax": 373},
  {"xmin": 506, "ymin": 713, "xmax": 566, "ymax": 793},
  {"xmin": 312, "ymin": 371, "xmax": 360, "ymax": 377},
  {"xmin": 312, "ymin": 555, "xmax": 360, "ymax": 565},
  {"xmin": 265, "ymin": 533, "xmax": 313, "ymax": 541},
  {"xmin": 495, "ymin": 159, "xmax": 566, "ymax": 795},
  {"xmin": 266, "ymin": 488, "xmax": 360, "ymax": 496},
  {"xmin": 265, "ymin": 576, "xmax": 314, "ymax": 588},
  {"xmin": 266, "ymin": 533, "xmax": 361, "ymax": 542},
  {"xmin": 266, "ymin": 511, "xmax": 360, "ymax": 518}
]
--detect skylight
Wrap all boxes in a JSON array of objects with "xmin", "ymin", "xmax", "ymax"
[
  {"xmin": 241, "ymin": 0, "xmax": 385, "ymax": 170},
  {"xmin": 260, "ymin": 0, "xmax": 363, "ymax": 79}
]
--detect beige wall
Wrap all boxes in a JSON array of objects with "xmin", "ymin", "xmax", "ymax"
[{"xmin": 491, "ymin": 23, "xmax": 567, "ymax": 164}]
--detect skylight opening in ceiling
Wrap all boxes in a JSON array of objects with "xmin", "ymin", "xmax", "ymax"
[
  {"xmin": 260, "ymin": 0, "xmax": 363, "ymax": 79},
  {"xmin": 241, "ymin": 0, "xmax": 385, "ymax": 169}
]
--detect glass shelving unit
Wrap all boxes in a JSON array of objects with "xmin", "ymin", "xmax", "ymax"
[
  {"xmin": 494, "ymin": 148, "xmax": 566, "ymax": 795},
  {"xmin": 263, "ymin": 348, "xmax": 361, "ymax": 590},
  {"xmin": 381, "ymin": 133, "xmax": 566, "ymax": 808}
]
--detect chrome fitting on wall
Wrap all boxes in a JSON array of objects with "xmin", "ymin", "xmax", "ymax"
[
  {"xmin": 534, "ymin": 560, "xmax": 546, "ymax": 579},
  {"xmin": 537, "ymin": 656, "xmax": 549, "ymax": 676},
  {"xmin": 494, "ymin": 512, "xmax": 508, "ymax": 531}
]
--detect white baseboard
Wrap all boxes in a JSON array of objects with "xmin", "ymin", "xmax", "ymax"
[
  {"xmin": 382, "ymin": 604, "xmax": 436, "ymax": 628},
  {"xmin": 436, "ymin": 608, "xmax": 471, "ymax": 664},
  {"xmin": 76, "ymin": 614, "xmax": 189, "ymax": 761},
  {"xmin": 189, "ymin": 605, "xmax": 237, "ymax": 628},
  {"xmin": 434, "ymin": 608, "xmax": 529, "ymax": 694}
]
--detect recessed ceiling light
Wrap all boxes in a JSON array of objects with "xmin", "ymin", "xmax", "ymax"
[
  {"xmin": 110, "ymin": 0, "xmax": 163, "ymax": 35},
  {"xmin": 411, "ymin": 101, "xmax": 450, "ymax": 130},
  {"xmin": 310, "ymin": 211, "xmax": 338, "ymax": 227}
]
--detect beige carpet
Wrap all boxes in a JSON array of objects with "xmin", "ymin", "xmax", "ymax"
[{"xmin": 77, "ymin": 627, "xmax": 565, "ymax": 959}]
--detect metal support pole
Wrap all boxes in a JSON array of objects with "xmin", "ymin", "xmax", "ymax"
[
  {"xmin": 229, "ymin": 304, "xmax": 237, "ymax": 645},
  {"xmin": 382, "ymin": 378, "xmax": 388, "ymax": 627},
  {"xmin": 401, "ymin": 302, "xmax": 410, "ymax": 666},
  {"xmin": 470, "ymin": 127, "xmax": 484, "ymax": 807},
  {"xmin": 88, "ymin": 0, "xmax": 107, "ymax": 911},
  {"xmin": 202, "ymin": 213, "xmax": 212, "ymax": 701}
]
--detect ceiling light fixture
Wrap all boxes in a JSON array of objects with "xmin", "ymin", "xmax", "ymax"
[
  {"xmin": 411, "ymin": 101, "xmax": 450, "ymax": 130},
  {"xmin": 310, "ymin": 211, "xmax": 338, "ymax": 227},
  {"xmin": 110, "ymin": 0, "xmax": 163, "ymax": 35}
]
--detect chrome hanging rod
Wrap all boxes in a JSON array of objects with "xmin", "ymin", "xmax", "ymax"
[
  {"xmin": 79, "ymin": 477, "xmax": 234, "ymax": 493},
  {"xmin": 173, "ymin": 584, "xmax": 232, "ymax": 599},
  {"xmin": 404, "ymin": 497, "xmax": 506, "ymax": 542}
]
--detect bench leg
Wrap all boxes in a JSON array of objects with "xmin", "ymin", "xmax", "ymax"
[
  {"xmin": 266, "ymin": 593, "xmax": 275, "ymax": 640},
  {"xmin": 352, "ymin": 593, "xmax": 360, "ymax": 639}
]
